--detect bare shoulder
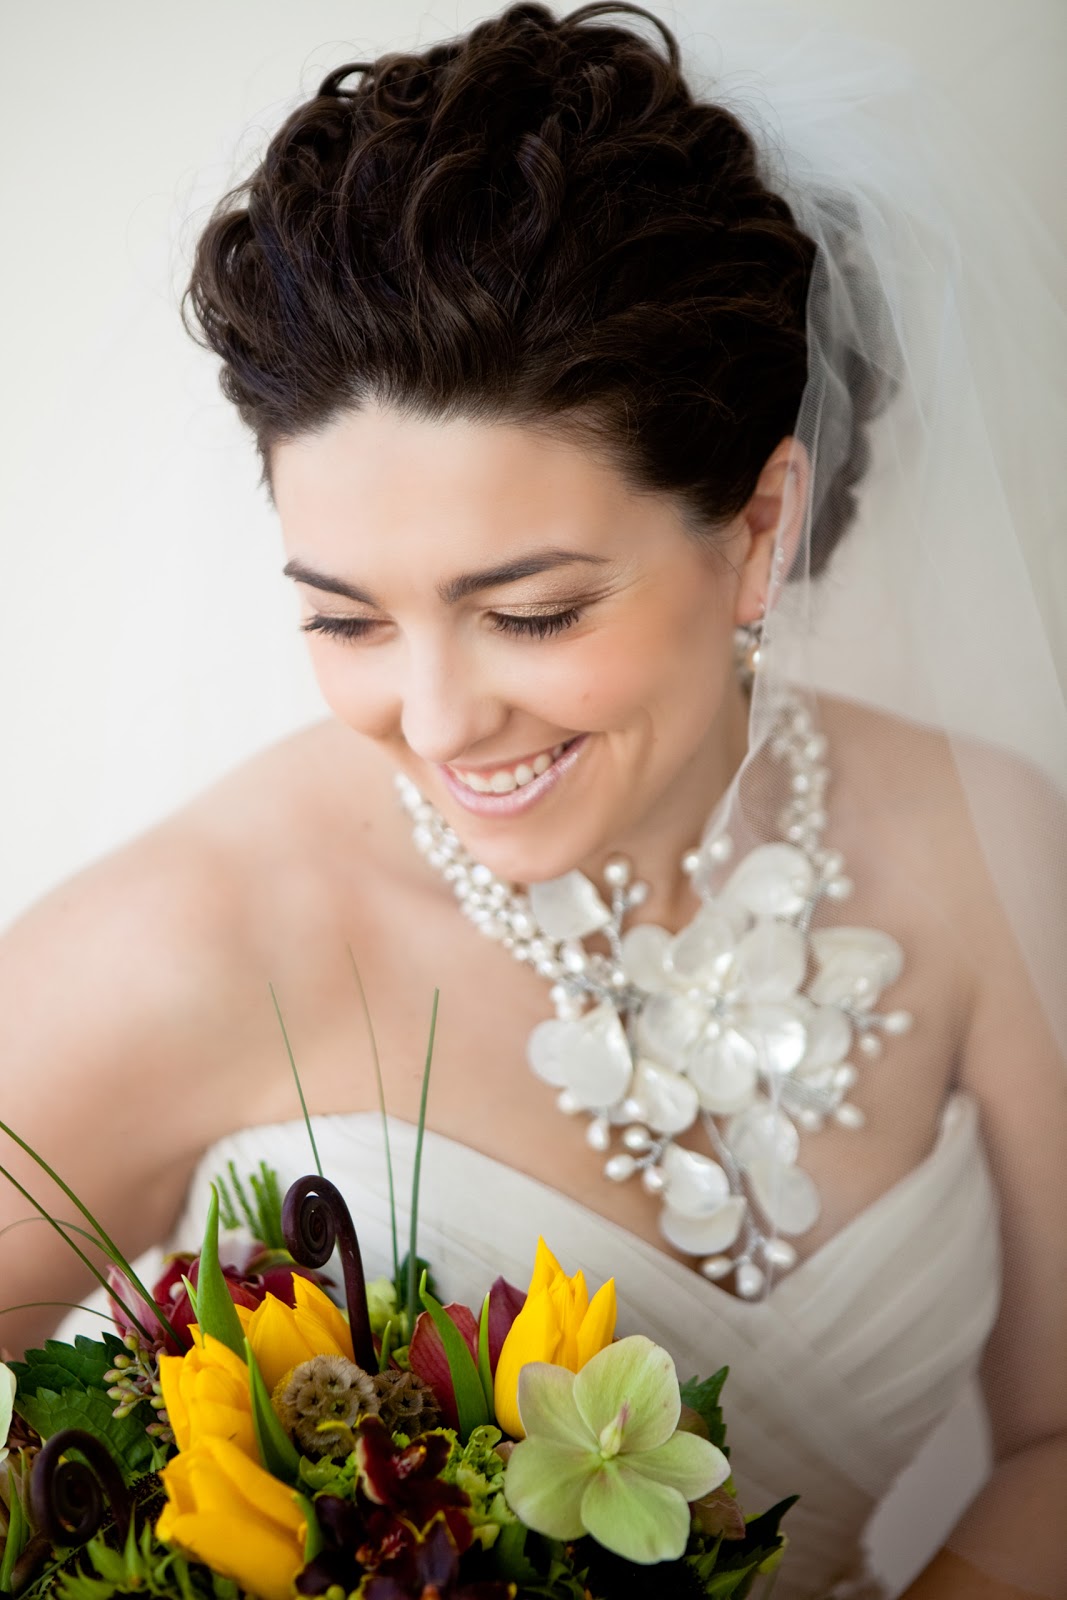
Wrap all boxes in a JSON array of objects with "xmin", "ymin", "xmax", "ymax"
[{"xmin": 0, "ymin": 719, "xmax": 403, "ymax": 1138}]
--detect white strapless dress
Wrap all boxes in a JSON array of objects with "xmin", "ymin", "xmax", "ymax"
[{"xmin": 59, "ymin": 1091, "xmax": 1000, "ymax": 1600}]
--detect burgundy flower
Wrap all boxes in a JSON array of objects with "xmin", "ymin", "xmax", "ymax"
[
  {"xmin": 406, "ymin": 1278, "xmax": 525, "ymax": 1431},
  {"xmin": 109, "ymin": 1244, "xmax": 329, "ymax": 1354},
  {"xmin": 356, "ymin": 1416, "xmax": 471, "ymax": 1541},
  {"xmin": 364, "ymin": 1517, "xmax": 515, "ymax": 1600}
]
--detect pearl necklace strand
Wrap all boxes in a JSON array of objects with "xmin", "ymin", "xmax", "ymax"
[{"xmin": 396, "ymin": 687, "xmax": 912, "ymax": 1299}]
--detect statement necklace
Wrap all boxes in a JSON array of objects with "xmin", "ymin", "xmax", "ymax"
[{"xmin": 396, "ymin": 688, "xmax": 912, "ymax": 1299}]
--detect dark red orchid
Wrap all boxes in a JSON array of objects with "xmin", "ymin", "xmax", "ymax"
[
  {"xmin": 407, "ymin": 1277, "xmax": 525, "ymax": 1431},
  {"xmin": 356, "ymin": 1416, "xmax": 471, "ymax": 1540},
  {"xmin": 108, "ymin": 1245, "xmax": 330, "ymax": 1354},
  {"xmin": 364, "ymin": 1516, "xmax": 515, "ymax": 1600}
]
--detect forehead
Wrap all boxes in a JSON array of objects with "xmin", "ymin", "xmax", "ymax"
[{"xmin": 270, "ymin": 403, "xmax": 655, "ymax": 552}]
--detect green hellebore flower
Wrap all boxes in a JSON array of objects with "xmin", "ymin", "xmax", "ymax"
[
  {"xmin": 0, "ymin": 1362, "xmax": 15, "ymax": 1464},
  {"xmin": 503, "ymin": 1334, "xmax": 729, "ymax": 1565}
]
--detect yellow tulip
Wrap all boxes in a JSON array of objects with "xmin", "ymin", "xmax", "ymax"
[
  {"xmin": 157, "ymin": 1434, "xmax": 306, "ymax": 1600},
  {"xmin": 158, "ymin": 1335, "xmax": 256, "ymax": 1460},
  {"xmin": 241, "ymin": 1275, "xmax": 356, "ymax": 1394},
  {"xmin": 494, "ymin": 1239, "xmax": 617, "ymax": 1439}
]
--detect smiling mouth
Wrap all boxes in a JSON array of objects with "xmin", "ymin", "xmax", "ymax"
[{"xmin": 446, "ymin": 739, "xmax": 579, "ymax": 795}]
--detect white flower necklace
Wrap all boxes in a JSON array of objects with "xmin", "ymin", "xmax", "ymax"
[{"xmin": 395, "ymin": 687, "xmax": 913, "ymax": 1299}]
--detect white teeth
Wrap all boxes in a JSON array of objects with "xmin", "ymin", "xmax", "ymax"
[{"xmin": 451, "ymin": 738, "xmax": 575, "ymax": 794}]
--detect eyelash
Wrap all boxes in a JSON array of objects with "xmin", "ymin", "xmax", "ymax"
[{"xmin": 301, "ymin": 608, "xmax": 582, "ymax": 643}]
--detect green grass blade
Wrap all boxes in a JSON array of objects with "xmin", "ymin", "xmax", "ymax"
[
  {"xmin": 0, "ymin": 1300, "xmax": 113, "ymax": 1322},
  {"xmin": 0, "ymin": 1161, "xmax": 154, "ymax": 1343},
  {"xmin": 0, "ymin": 1119, "xmax": 180, "ymax": 1347},
  {"xmin": 269, "ymin": 983, "xmax": 322, "ymax": 1177},
  {"xmin": 347, "ymin": 945, "xmax": 400, "ymax": 1294},
  {"xmin": 0, "ymin": 1476, "xmax": 27, "ymax": 1591},
  {"xmin": 476, "ymin": 1292, "xmax": 495, "ymax": 1419},
  {"xmin": 406, "ymin": 989, "xmax": 439, "ymax": 1333}
]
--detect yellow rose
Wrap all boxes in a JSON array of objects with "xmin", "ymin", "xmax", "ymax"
[
  {"xmin": 157, "ymin": 1434, "xmax": 306, "ymax": 1600},
  {"xmin": 158, "ymin": 1334, "xmax": 256, "ymax": 1459},
  {"xmin": 241, "ymin": 1274, "xmax": 355, "ymax": 1393},
  {"xmin": 494, "ymin": 1238, "xmax": 617, "ymax": 1439}
]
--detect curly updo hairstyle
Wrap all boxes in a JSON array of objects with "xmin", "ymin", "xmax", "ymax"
[{"xmin": 187, "ymin": 0, "xmax": 881, "ymax": 576}]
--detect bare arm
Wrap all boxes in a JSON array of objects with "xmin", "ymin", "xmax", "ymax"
[
  {"xmin": 0, "ymin": 828, "xmax": 254, "ymax": 1358},
  {"xmin": 901, "ymin": 771, "xmax": 1067, "ymax": 1599}
]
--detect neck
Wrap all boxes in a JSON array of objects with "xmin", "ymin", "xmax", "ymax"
[{"xmin": 576, "ymin": 672, "xmax": 752, "ymax": 934}]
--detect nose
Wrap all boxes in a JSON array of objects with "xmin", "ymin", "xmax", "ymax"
[{"xmin": 398, "ymin": 635, "xmax": 507, "ymax": 766}]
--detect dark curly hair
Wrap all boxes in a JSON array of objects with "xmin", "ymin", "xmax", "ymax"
[{"xmin": 186, "ymin": 0, "xmax": 880, "ymax": 575}]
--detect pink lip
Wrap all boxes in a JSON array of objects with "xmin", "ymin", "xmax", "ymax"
[{"xmin": 437, "ymin": 735, "xmax": 588, "ymax": 817}]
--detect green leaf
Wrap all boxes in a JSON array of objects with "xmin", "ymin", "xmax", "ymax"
[
  {"xmin": 294, "ymin": 1491, "xmax": 323, "ymax": 1564},
  {"xmin": 245, "ymin": 1339, "xmax": 300, "ymax": 1483},
  {"xmin": 476, "ymin": 1292, "xmax": 495, "ymax": 1419},
  {"xmin": 194, "ymin": 1186, "xmax": 246, "ymax": 1360},
  {"xmin": 9, "ymin": 1332, "xmax": 125, "ymax": 1398},
  {"xmin": 680, "ymin": 1366, "xmax": 730, "ymax": 1452},
  {"xmin": 378, "ymin": 1318, "xmax": 396, "ymax": 1374},
  {"xmin": 14, "ymin": 1385, "xmax": 155, "ymax": 1482},
  {"xmin": 0, "ymin": 1475, "xmax": 26, "ymax": 1593},
  {"xmin": 419, "ymin": 1269, "xmax": 488, "ymax": 1439}
]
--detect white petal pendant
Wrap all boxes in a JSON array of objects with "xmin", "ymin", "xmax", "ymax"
[
  {"xmin": 667, "ymin": 907, "xmax": 738, "ymax": 983},
  {"xmin": 686, "ymin": 1030, "xmax": 759, "ymax": 1114},
  {"xmin": 619, "ymin": 923, "xmax": 673, "ymax": 990},
  {"xmin": 727, "ymin": 1100, "xmax": 800, "ymax": 1168},
  {"xmin": 527, "ymin": 1002, "xmax": 633, "ymax": 1109},
  {"xmin": 628, "ymin": 1059, "xmax": 700, "ymax": 1135},
  {"xmin": 660, "ymin": 1142, "xmax": 731, "ymax": 1214},
  {"xmin": 526, "ymin": 1017, "xmax": 574, "ymax": 1088},
  {"xmin": 661, "ymin": 1194, "xmax": 748, "ymax": 1256},
  {"xmin": 746, "ymin": 1157, "xmax": 821, "ymax": 1236},
  {"xmin": 528, "ymin": 872, "xmax": 613, "ymax": 942},
  {"xmin": 636, "ymin": 991, "xmax": 706, "ymax": 1061},
  {"xmin": 736, "ymin": 1002, "xmax": 808, "ymax": 1075},
  {"xmin": 809, "ymin": 927, "xmax": 904, "ymax": 1007},
  {"xmin": 734, "ymin": 918, "xmax": 808, "ymax": 1001},
  {"xmin": 799, "ymin": 1001, "xmax": 853, "ymax": 1068},
  {"xmin": 720, "ymin": 843, "xmax": 814, "ymax": 918}
]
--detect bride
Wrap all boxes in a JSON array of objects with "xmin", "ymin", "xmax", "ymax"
[{"xmin": 2, "ymin": 3, "xmax": 1064, "ymax": 1596}]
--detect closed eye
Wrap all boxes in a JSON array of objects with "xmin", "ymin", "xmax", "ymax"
[
  {"xmin": 491, "ymin": 608, "xmax": 582, "ymax": 639},
  {"xmin": 300, "ymin": 608, "xmax": 583, "ymax": 643}
]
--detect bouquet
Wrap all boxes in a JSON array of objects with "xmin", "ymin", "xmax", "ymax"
[{"xmin": 0, "ymin": 1002, "xmax": 794, "ymax": 1599}]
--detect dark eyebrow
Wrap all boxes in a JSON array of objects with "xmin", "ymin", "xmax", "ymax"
[{"xmin": 282, "ymin": 549, "xmax": 609, "ymax": 607}]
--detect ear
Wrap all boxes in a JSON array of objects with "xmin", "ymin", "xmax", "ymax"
[{"xmin": 733, "ymin": 436, "xmax": 810, "ymax": 626}]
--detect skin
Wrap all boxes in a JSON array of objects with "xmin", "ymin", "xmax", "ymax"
[{"xmin": 0, "ymin": 404, "xmax": 1063, "ymax": 1594}]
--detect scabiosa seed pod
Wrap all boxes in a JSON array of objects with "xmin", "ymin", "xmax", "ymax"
[
  {"xmin": 370, "ymin": 1369, "xmax": 442, "ymax": 1437},
  {"xmin": 273, "ymin": 1355, "xmax": 379, "ymax": 1460}
]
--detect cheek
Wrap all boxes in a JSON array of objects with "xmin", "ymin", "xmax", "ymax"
[
  {"xmin": 303, "ymin": 640, "xmax": 398, "ymax": 740},
  {"xmin": 537, "ymin": 586, "xmax": 730, "ymax": 729}
]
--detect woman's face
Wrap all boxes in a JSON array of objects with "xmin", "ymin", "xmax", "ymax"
[{"xmin": 272, "ymin": 402, "xmax": 759, "ymax": 885}]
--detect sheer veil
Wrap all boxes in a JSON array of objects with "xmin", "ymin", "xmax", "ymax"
[{"xmin": 661, "ymin": 1, "xmax": 1067, "ymax": 1043}]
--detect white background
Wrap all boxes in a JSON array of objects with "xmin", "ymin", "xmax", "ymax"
[{"xmin": 1, "ymin": 7, "xmax": 1063, "ymax": 1586}]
